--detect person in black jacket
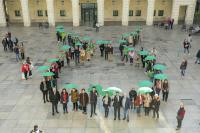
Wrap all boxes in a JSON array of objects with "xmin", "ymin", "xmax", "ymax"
[
  {"xmin": 152, "ymin": 94, "xmax": 160, "ymax": 119},
  {"xmin": 129, "ymin": 88, "xmax": 137, "ymax": 109},
  {"xmin": 195, "ymin": 49, "xmax": 200, "ymax": 64},
  {"xmin": 105, "ymin": 45, "xmax": 109, "ymax": 60},
  {"xmin": 74, "ymin": 47, "xmax": 80, "ymax": 65},
  {"xmin": 90, "ymin": 88, "xmax": 98, "ymax": 117},
  {"xmin": 102, "ymin": 93, "xmax": 111, "ymax": 118},
  {"xmin": 113, "ymin": 92, "xmax": 122, "ymax": 120},
  {"xmin": 49, "ymin": 88, "xmax": 60, "ymax": 116},
  {"xmin": 2, "ymin": 37, "xmax": 7, "ymax": 51},
  {"xmin": 119, "ymin": 44, "xmax": 124, "ymax": 56},
  {"xmin": 122, "ymin": 93, "xmax": 131, "ymax": 122},
  {"xmin": 99, "ymin": 44, "xmax": 105, "ymax": 57},
  {"xmin": 40, "ymin": 80, "xmax": 49, "ymax": 103}
]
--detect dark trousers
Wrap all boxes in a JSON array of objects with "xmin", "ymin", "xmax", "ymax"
[
  {"xmin": 3, "ymin": 46, "xmax": 7, "ymax": 51},
  {"xmin": 21, "ymin": 53, "xmax": 25, "ymax": 60},
  {"xmin": 96, "ymin": 27, "xmax": 99, "ymax": 32},
  {"xmin": 71, "ymin": 53, "xmax": 74, "ymax": 60},
  {"xmin": 177, "ymin": 117, "xmax": 183, "ymax": 128},
  {"xmin": 105, "ymin": 53, "xmax": 108, "ymax": 60},
  {"xmin": 120, "ymin": 50, "xmax": 123, "ymax": 56},
  {"xmin": 130, "ymin": 58, "xmax": 133, "ymax": 64},
  {"xmin": 75, "ymin": 56, "xmax": 79, "ymax": 65},
  {"xmin": 63, "ymin": 103, "xmax": 68, "ymax": 113},
  {"xmin": 153, "ymin": 109, "xmax": 159, "ymax": 118},
  {"xmin": 122, "ymin": 55, "xmax": 128, "ymax": 62},
  {"xmin": 82, "ymin": 106, "xmax": 87, "ymax": 113},
  {"xmin": 24, "ymin": 71, "xmax": 28, "ymax": 80},
  {"xmin": 100, "ymin": 50, "xmax": 104, "ymax": 57},
  {"xmin": 104, "ymin": 105, "xmax": 109, "ymax": 117},
  {"xmin": 61, "ymin": 61, "xmax": 64, "ymax": 67},
  {"xmin": 90, "ymin": 103, "xmax": 96, "ymax": 116},
  {"xmin": 66, "ymin": 58, "xmax": 70, "ymax": 66},
  {"xmin": 73, "ymin": 102, "xmax": 78, "ymax": 111},
  {"xmin": 144, "ymin": 107, "xmax": 150, "ymax": 116},
  {"xmin": 42, "ymin": 91, "xmax": 49, "ymax": 103},
  {"xmin": 29, "ymin": 70, "xmax": 32, "ymax": 77},
  {"xmin": 162, "ymin": 91, "xmax": 169, "ymax": 102},
  {"xmin": 114, "ymin": 106, "xmax": 120, "ymax": 119},
  {"xmin": 52, "ymin": 103, "xmax": 58, "ymax": 114},
  {"xmin": 181, "ymin": 69, "xmax": 185, "ymax": 76}
]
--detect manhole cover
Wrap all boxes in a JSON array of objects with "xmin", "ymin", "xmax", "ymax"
[
  {"xmin": 116, "ymin": 63, "xmax": 125, "ymax": 66},
  {"xmin": 34, "ymin": 63, "xmax": 44, "ymax": 66},
  {"xmin": 180, "ymin": 99, "xmax": 195, "ymax": 105}
]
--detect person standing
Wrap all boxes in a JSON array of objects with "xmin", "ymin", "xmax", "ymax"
[
  {"xmin": 60, "ymin": 89, "xmax": 69, "ymax": 114},
  {"xmin": 176, "ymin": 103, "xmax": 186, "ymax": 130},
  {"xmin": 195, "ymin": 49, "xmax": 200, "ymax": 64},
  {"xmin": 21, "ymin": 62, "xmax": 29, "ymax": 80},
  {"xmin": 74, "ymin": 47, "xmax": 80, "ymax": 65},
  {"xmin": 71, "ymin": 88, "xmax": 79, "ymax": 111},
  {"xmin": 90, "ymin": 88, "xmax": 98, "ymax": 117},
  {"xmin": 180, "ymin": 59, "xmax": 187, "ymax": 78},
  {"xmin": 105, "ymin": 45, "xmax": 109, "ymax": 60},
  {"xmin": 152, "ymin": 94, "xmax": 160, "ymax": 119},
  {"xmin": 171, "ymin": 18, "xmax": 174, "ymax": 29},
  {"xmin": 122, "ymin": 93, "xmax": 131, "ymax": 122},
  {"xmin": 108, "ymin": 44, "xmax": 113, "ymax": 62},
  {"xmin": 13, "ymin": 44, "xmax": 20, "ymax": 62},
  {"xmin": 79, "ymin": 89, "xmax": 89, "ymax": 114},
  {"xmin": 162, "ymin": 79, "xmax": 169, "ymax": 102},
  {"xmin": 40, "ymin": 80, "xmax": 49, "ymax": 103},
  {"xmin": 122, "ymin": 46, "xmax": 128, "ymax": 63},
  {"xmin": 135, "ymin": 94, "xmax": 143, "ymax": 116},
  {"xmin": 65, "ymin": 51, "xmax": 71, "ymax": 66},
  {"xmin": 2, "ymin": 37, "xmax": 7, "ymax": 51},
  {"xmin": 96, "ymin": 22, "xmax": 100, "ymax": 32},
  {"xmin": 186, "ymin": 34, "xmax": 192, "ymax": 48},
  {"xmin": 129, "ymin": 88, "xmax": 137, "ymax": 109},
  {"xmin": 26, "ymin": 57, "xmax": 34, "ymax": 78},
  {"xmin": 102, "ymin": 93, "xmax": 111, "ymax": 118},
  {"xmin": 119, "ymin": 43, "xmax": 124, "ymax": 57},
  {"xmin": 183, "ymin": 39, "xmax": 190, "ymax": 54},
  {"xmin": 99, "ymin": 44, "xmax": 105, "ymax": 57},
  {"xmin": 144, "ymin": 93, "xmax": 152, "ymax": 116},
  {"xmin": 49, "ymin": 88, "xmax": 60, "ymax": 116},
  {"xmin": 128, "ymin": 35, "xmax": 133, "ymax": 46},
  {"xmin": 129, "ymin": 50, "xmax": 134, "ymax": 65},
  {"xmin": 80, "ymin": 48, "xmax": 86, "ymax": 64},
  {"xmin": 113, "ymin": 92, "xmax": 122, "ymax": 120},
  {"xmin": 20, "ymin": 43, "xmax": 25, "ymax": 60}
]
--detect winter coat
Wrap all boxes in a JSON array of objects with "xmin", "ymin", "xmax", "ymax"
[
  {"xmin": 102, "ymin": 96, "xmax": 111, "ymax": 106},
  {"xmin": 134, "ymin": 95, "xmax": 143, "ymax": 106},
  {"xmin": 144, "ymin": 95, "xmax": 152, "ymax": 107},
  {"xmin": 60, "ymin": 92, "xmax": 69, "ymax": 104},
  {"xmin": 113, "ymin": 95, "xmax": 122, "ymax": 108},
  {"xmin": 40, "ymin": 82, "xmax": 47, "ymax": 92},
  {"xmin": 79, "ymin": 92, "xmax": 89, "ymax": 106},
  {"xmin": 180, "ymin": 61, "xmax": 187, "ymax": 70},
  {"xmin": 71, "ymin": 90, "xmax": 79, "ymax": 103},
  {"xmin": 151, "ymin": 98, "xmax": 160, "ymax": 111},
  {"xmin": 49, "ymin": 91, "xmax": 60, "ymax": 104},
  {"xmin": 21, "ymin": 64, "xmax": 30, "ymax": 72},
  {"xmin": 90, "ymin": 91, "xmax": 98, "ymax": 104},
  {"xmin": 122, "ymin": 97, "xmax": 131, "ymax": 110},
  {"xmin": 196, "ymin": 50, "xmax": 200, "ymax": 58},
  {"xmin": 177, "ymin": 107, "xmax": 185, "ymax": 120}
]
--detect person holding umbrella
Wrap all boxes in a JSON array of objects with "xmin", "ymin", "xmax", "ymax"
[
  {"xmin": 144, "ymin": 93, "xmax": 152, "ymax": 116},
  {"xmin": 60, "ymin": 88, "xmax": 69, "ymax": 114},
  {"xmin": 79, "ymin": 88, "xmax": 89, "ymax": 114},
  {"xmin": 49, "ymin": 88, "xmax": 60, "ymax": 116},
  {"xmin": 90, "ymin": 88, "xmax": 98, "ymax": 117},
  {"xmin": 135, "ymin": 94, "xmax": 143, "ymax": 116},
  {"xmin": 71, "ymin": 88, "xmax": 79, "ymax": 111},
  {"xmin": 113, "ymin": 92, "xmax": 122, "ymax": 120},
  {"xmin": 102, "ymin": 93, "xmax": 111, "ymax": 118}
]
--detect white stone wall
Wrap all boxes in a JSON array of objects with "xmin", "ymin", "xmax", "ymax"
[
  {"xmin": 97, "ymin": 0, "xmax": 104, "ymax": 26},
  {"xmin": 146, "ymin": 0, "xmax": 155, "ymax": 25},
  {"xmin": 46, "ymin": 0, "xmax": 55, "ymax": 26},
  {"xmin": 0, "ymin": 0, "xmax": 6, "ymax": 26},
  {"xmin": 71, "ymin": 0, "xmax": 79, "ymax": 26},
  {"xmin": 122, "ymin": 0, "xmax": 130, "ymax": 26},
  {"xmin": 20, "ymin": 0, "xmax": 31, "ymax": 26}
]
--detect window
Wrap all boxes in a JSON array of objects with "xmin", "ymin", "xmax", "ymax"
[
  {"xmin": 154, "ymin": 10, "xmax": 156, "ymax": 16},
  {"xmin": 15, "ymin": 10, "xmax": 21, "ymax": 17},
  {"xmin": 135, "ymin": 10, "xmax": 141, "ymax": 16},
  {"xmin": 60, "ymin": 10, "xmax": 66, "ymax": 16},
  {"xmin": 45, "ymin": 10, "xmax": 48, "ymax": 16},
  {"xmin": 37, "ymin": 10, "xmax": 43, "ymax": 16},
  {"xmin": 158, "ymin": 10, "xmax": 164, "ymax": 16},
  {"xmin": 113, "ymin": 10, "xmax": 118, "ymax": 16},
  {"xmin": 129, "ymin": 10, "xmax": 133, "ymax": 16}
]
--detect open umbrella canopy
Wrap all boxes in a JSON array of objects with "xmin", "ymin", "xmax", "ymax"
[
  {"xmin": 103, "ymin": 40, "xmax": 112, "ymax": 44},
  {"xmin": 56, "ymin": 28, "xmax": 65, "ymax": 33},
  {"xmin": 101, "ymin": 89, "xmax": 114, "ymax": 96},
  {"xmin": 122, "ymin": 33, "xmax": 130, "ymax": 37},
  {"xmin": 138, "ymin": 50, "xmax": 149, "ymax": 56},
  {"xmin": 145, "ymin": 55, "xmax": 156, "ymax": 61},
  {"xmin": 138, "ymin": 80, "xmax": 153, "ymax": 87},
  {"xmin": 96, "ymin": 40, "xmax": 104, "ymax": 45},
  {"xmin": 47, "ymin": 58, "xmax": 59, "ymax": 63},
  {"xmin": 137, "ymin": 87, "xmax": 153, "ymax": 94},
  {"xmin": 87, "ymin": 84, "xmax": 103, "ymax": 94},
  {"xmin": 56, "ymin": 25, "xmax": 64, "ymax": 29},
  {"xmin": 41, "ymin": 72, "xmax": 55, "ymax": 77},
  {"xmin": 154, "ymin": 74, "xmax": 168, "ymax": 80},
  {"xmin": 60, "ymin": 45, "xmax": 70, "ymax": 51},
  {"xmin": 153, "ymin": 64, "xmax": 166, "ymax": 71},
  {"xmin": 118, "ymin": 39, "xmax": 127, "ymax": 44},
  {"xmin": 128, "ymin": 47, "xmax": 134, "ymax": 51},
  {"xmin": 75, "ymin": 42, "xmax": 82, "ymax": 46},
  {"xmin": 38, "ymin": 65, "xmax": 50, "ymax": 71},
  {"xmin": 106, "ymin": 87, "xmax": 122, "ymax": 92},
  {"xmin": 63, "ymin": 83, "xmax": 78, "ymax": 89},
  {"xmin": 130, "ymin": 32, "xmax": 138, "ymax": 36}
]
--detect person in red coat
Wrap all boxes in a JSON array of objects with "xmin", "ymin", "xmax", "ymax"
[
  {"xmin": 21, "ymin": 62, "xmax": 29, "ymax": 80},
  {"xmin": 176, "ymin": 103, "xmax": 186, "ymax": 130},
  {"xmin": 134, "ymin": 94, "xmax": 143, "ymax": 116}
]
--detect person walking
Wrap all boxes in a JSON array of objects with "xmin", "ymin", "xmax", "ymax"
[
  {"xmin": 2, "ymin": 37, "xmax": 8, "ymax": 52},
  {"xmin": 13, "ymin": 44, "xmax": 20, "ymax": 62},
  {"xmin": 128, "ymin": 35, "xmax": 133, "ymax": 46},
  {"xmin": 74, "ymin": 47, "xmax": 80, "ymax": 65},
  {"xmin": 60, "ymin": 89, "xmax": 69, "ymax": 114},
  {"xmin": 30, "ymin": 125, "xmax": 42, "ymax": 133},
  {"xmin": 79, "ymin": 88, "xmax": 89, "ymax": 114},
  {"xmin": 122, "ymin": 46, "xmax": 128, "ymax": 63},
  {"xmin": 65, "ymin": 51, "xmax": 71, "ymax": 66},
  {"xmin": 26, "ymin": 57, "xmax": 34, "ymax": 78},
  {"xmin": 186, "ymin": 34, "xmax": 192, "ymax": 48},
  {"xmin": 122, "ymin": 93, "xmax": 131, "ymax": 122},
  {"xmin": 96, "ymin": 22, "xmax": 100, "ymax": 32},
  {"xmin": 162, "ymin": 79, "xmax": 169, "ymax": 102},
  {"xmin": 129, "ymin": 50, "xmax": 134, "ymax": 65},
  {"xmin": 180, "ymin": 59, "xmax": 187, "ymax": 78},
  {"xmin": 195, "ymin": 49, "xmax": 200, "ymax": 64},
  {"xmin": 20, "ymin": 43, "xmax": 25, "ymax": 60},
  {"xmin": 99, "ymin": 44, "xmax": 105, "ymax": 57},
  {"xmin": 105, "ymin": 45, "xmax": 109, "ymax": 60},
  {"xmin": 113, "ymin": 92, "xmax": 122, "ymax": 120},
  {"xmin": 129, "ymin": 88, "xmax": 137, "ymax": 109},
  {"xmin": 21, "ymin": 62, "xmax": 29, "ymax": 80},
  {"xmin": 119, "ymin": 43, "xmax": 124, "ymax": 57},
  {"xmin": 40, "ymin": 80, "xmax": 49, "ymax": 103},
  {"xmin": 183, "ymin": 39, "xmax": 190, "ymax": 54},
  {"xmin": 152, "ymin": 94, "xmax": 160, "ymax": 119},
  {"xmin": 49, "ymin": 88, "xmax": 60, "ymax": 116},
  {"xmin": 144, "ymin": 93, "xmax": 152, "ymax": 116},
  {"xmin": 102, "ymin": 93, "xmax": 111, "ymax": 118},
  {"xmin": 80, "ymin": 48, "xmax": 86, "ymax": 64},
  {"xmin": 108, "ymin": 44, "xmax": 113, "ymax": 62},
  {"xmin": 135, "ymin": 94, "xmax": 143, "ymax": 116},
  {"xmin": 71, "ymin": 88, "xmax": 79, "ymax": 111},
  {"xmin": 176, "ymin": 103, "xmax": 186, "ymax": 130},
  {"xmin": 90, "ymin": 88, "xmax": 98, "ymax": 117}
]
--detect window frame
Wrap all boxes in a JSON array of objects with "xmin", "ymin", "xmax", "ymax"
[
  {"xmin": 135, "ymin": 10, "xmax": 141, "ymax": 17},
  {"xmin": 60, "ymin": 10, "xmax": 66, "ymax": 17},
  {"xmin": 14, "ymin": 10, "xmax": 21, "ymax": 17},
  {"xmin": 37, "ymin": 10, "xmax": 43, "ymax": 17},
  {"xmin": 158, "ymin": 10, "xmax": 164, "ymax": 17},
  {"xmin": 113, "ymin": 10, "xmax": 119, "ymax": 16},
  {"xmin": 129, "ymin": 10, "xmax": 134, "ymax": 16}
]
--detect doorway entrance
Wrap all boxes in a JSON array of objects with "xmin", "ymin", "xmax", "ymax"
[
  {"xmin": 81, "ymin": 3, "xmax": 97, "ymax": 26},
  {"xmin": 178, "ymin": 6, "xmax": 187, "ymax": 24}
]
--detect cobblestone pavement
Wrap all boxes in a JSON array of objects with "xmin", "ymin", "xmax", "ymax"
[{"xmin": 0, "ymin": 25, "xmax": 200, "ymax": 133}]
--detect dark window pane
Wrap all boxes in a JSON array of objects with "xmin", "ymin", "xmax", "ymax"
[
  {"xmin": 113, "ymin": 10, "xmax": 118, "ymax": 16},
  {"xmin": 60, "ymin": 10, "xmax": 66, "ymax": 16},
  {"xmin": 37, "ymin": 10, "xmax": 43, "ymax": 16},
  {"xmin": 158, "ymin": 10, "xmax": 164, "ymax": 16},
  {"xmin": 154, "ymin": 10, "xmax": 156, "ymax": 16},
  {"xmin": 15, "ymin": 10, "xmax": 21, "ymax": 17},
  {"xmin": 135, "ymin": 10, "xmax": 141, "ymax": 16},
  {"xmin": 45, "ymin": 10, "xmax": 48, "ymax": 16},
  {"xmin": 129, "ymin": 10, "xmax": 133, "ymax": 16}
]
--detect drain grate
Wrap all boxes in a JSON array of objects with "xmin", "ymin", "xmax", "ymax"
[
  {"xmin": 180, "ymin": 99, "xmax": 195, "ymax": 105},
  {"xmin": 34, "ymin": 63, "xmax": 44, "ymax": 66}
]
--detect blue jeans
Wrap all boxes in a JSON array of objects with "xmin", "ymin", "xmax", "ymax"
[
  {"xmin": 123, "ymin": 108, "xmax": 129, "ymax": 121},
  {"xmin": 16, "ymin": 54, "xmax": 20, "ymax": 61}
]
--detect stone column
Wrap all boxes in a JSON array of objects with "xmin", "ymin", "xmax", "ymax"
[
  {"xmin": 20, "ymin": 0, "xmax": 31, "ymax": 27},
  {"xmin": 122, "ymin": 0, "xmax": 130, "ymax": 26},
  {"xmin": 71, "ymin": 0, "xmax": 79, "ymax": 26},
  {"xmin": 0, "ymin": 0, "xmax": 6, "ymax": 27},
  {"xmin": 171, "ymin": 0, "xmax": 179, "ymax": 25},
  {"xmin": 146, "ymin": 0, "xmax": 155, "ymax": 25},
  {"xmin": 185, "ymin": 0, "xmax": 197, "ymax": 25},
  {"xmin": 97, "ymin": 0, "xmax": 104, "ymax": 26},
  {"xmin": 46, "ymin": 0, "xmax": 55, "ymax": 26}
]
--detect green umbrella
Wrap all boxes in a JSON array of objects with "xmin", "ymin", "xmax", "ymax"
[
  {"xmin": 64, "ymin": 83, "xmax": 78, "ymax": 89},
  {"xmin": 82, "ymin": 36, "xmax": 91, "ymax": 41},
  {"xmin": 145, "ymin": 55, "xmax": 156, "ymax": 61},
  {"xmin": 96, "ymin": 40, "xmax": 104, "ymax": 45},
  {"xmin": 128, "ymin": 47, "xmax": 134, "ymax": 51},
  {"xmin": 47, "ymin": 58, "xmax": 59, "ymax": 63},
  {"xmin": 60, "ymin": 45, "xmax": 70, "ymax": 51},
  {"xmin": 153, "ymin": 64, "xmax": 166, "ymax": 71},
  {"xmin": 137, "ymin": 87, "xmax": 153, "ymax": 94},
  {"xmin": 41, "ymin": 72, "xmax": 55, "ymax": 77},
  {"xmin": 122, "ymin": 33, "xmax": 130, "ymax": 37},
  {"xmin": 75, "ymin": 42, "xmax": 82, "ymax": 46},
  {"xmin": 138, "ymin": 50, "xmax": 149, "ymax": 56},
  {"xmin": 103, "ymin": 40, "xmax": 112, "ymax": 44},
  {"xmin": 106, "ymin": 87, "xmax": 122, "ymax": 92},
  {"xmin": 154, "ymin": 74, "xmax": 168, "ymax": 80},
  {"xmin": 88, "ymin": 84, "xmax": 103, "ymax": 94},
  {"xmin": 118, "ymin": 40, "xmax": 127, "ymax": 44},
  {"xmin": 138, "ymin": 80, "xmax": 153, "ymax": 87},
  {"xmin": 56, "ymin": 25, "xmax": 64, "ymax": 29},
  {"xmin": 56, "ymin": 28, "xmax": 65, "ymax": 33},
  {"xmin": 38, "ymin": 66, "xmax": 50, "ymax": 71},
  {"xmin": 101, "ymin": 89, "xmax": 114, "ymax": 96}
]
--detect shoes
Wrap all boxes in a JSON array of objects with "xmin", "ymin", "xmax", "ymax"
[
  {"xmin": 123, "ymin": 118, "xmax": 126, "ymax": 120},
  {"xmin": 90, "ymin": 115, "xmax": 92, "ymax": 118},
  {"xmin": 52, "ymin": 113, "xmax": 54, "ymax": 116},
  {"xmin": 56, "ymin": 111, "xmax": 59, "ymax": 114},
  {"xmin": 114, "ymin": 118, "xmax": 116, "ymax": 120},
  {"xmin": 118, "ymin": 118, "xmax": 121, "ymax": 120},
  {"xmin": 176, "ymin": 128, "xmax": 180, "ymax": 130},
  {"xmin": 94, "ymin": 113, "xmax": 97, "ymax": 115}
]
